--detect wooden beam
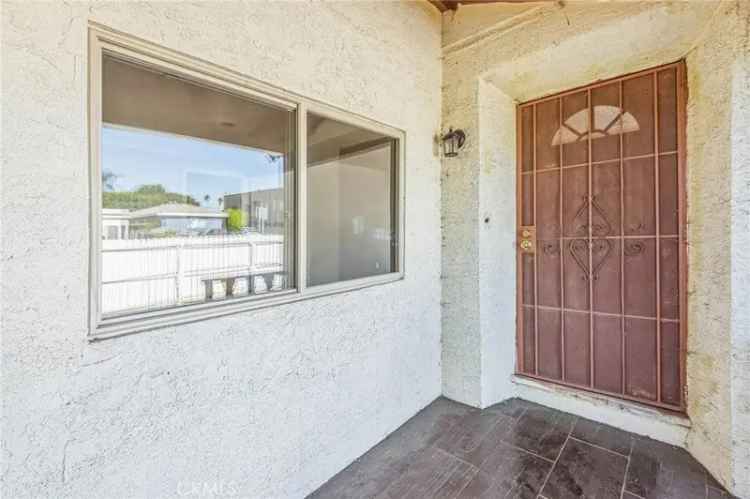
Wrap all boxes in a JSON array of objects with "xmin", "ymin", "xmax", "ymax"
[
  {"xmin": 429, "ymin": 0, "xmax": 550, "ymax": 12},
  {"xmin": 428, "ymin": 0, "xmax": 449, "ymax": 12}
]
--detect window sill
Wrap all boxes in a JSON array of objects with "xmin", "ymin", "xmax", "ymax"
[{"xmin": 90, "ymin": 272, "xmax": 403, "ymax": 341}]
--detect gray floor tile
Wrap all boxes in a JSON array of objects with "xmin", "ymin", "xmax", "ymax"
[
  {"xmin": 308, "ymin": 397, "xmax": 734, "ymax": 499},
  {"xmin": 541, "ymin": 438, "xmax": 627, "ymax": 499},
  {"xmin": 501, "ymin": 402, "xmax": 577, "ymax": 460},
  {"xmin": 626, "ymin": 436, "xmax": 709, "ymax": 499},
  {"xmin": 435, "ymin": 410, "xmax": 517, "ymax": 467},
  {"xmin": 309, "ymin": 397, "xmax": 474, "ymax": 499},
  {"xmin": 457, "ymin": 442, "xmax": 552, "ymax": 498},
  {"xmin": 375, "ymin": 447, "xmax": 477, "ymax": 499},
  {"xmin": 483, "ymin": 397, "xmax": 533, "ymax": 420},
  {"xmin": 707, "ymin": 485, "xmax": 737, "ymax": 499},
  {"xmin": 571, "ymin": 417, "xmax": 634, "ymax": 456}
]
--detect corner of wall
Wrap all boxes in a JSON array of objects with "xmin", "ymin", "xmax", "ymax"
[
  {"xmin": 728, "ymin": 3, "xmax": 750, "ymax": 496},
  {"xmin": 683, "ymin": 1, "xmax": 750, "ymax": 495},
  {"xmin": 440, "ymin": 75, "xmax": 482, "ymax": 407},
  {"xmin": 439, "ymin": 73, "xmax": 522, "ymax": 409},
  {"xmin": 477, "ymin": 79, "xmax": 518, "ymax": 408}
]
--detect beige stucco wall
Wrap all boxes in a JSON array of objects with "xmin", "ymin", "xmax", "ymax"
[
  {"xmin": 730, "ymin": 37, "xmax": 750, "ymax": 497},
  {"xmin": 441, "ymin": 1, "xmax": 749, "ymax": 496},
  {"xmin": 685, "ymin": 1, "xmax": 750, "ymax": 493},
  {"xmin": 1, "ymin": 2, "xmax": 442, "ymax": 497}
]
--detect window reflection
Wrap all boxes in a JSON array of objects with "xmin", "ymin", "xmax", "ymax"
[
  {"xmin": 307, "ymin": 113, "xmax": 398, "ymax": 287},
  {"xmin": 100, "ymin": 56, "xmax": 295, "ymax": 317}
]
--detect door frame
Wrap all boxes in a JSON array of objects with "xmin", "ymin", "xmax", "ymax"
[{"xmin": 514, "ymin": 60, "xmax": 688, "ymax": 412}]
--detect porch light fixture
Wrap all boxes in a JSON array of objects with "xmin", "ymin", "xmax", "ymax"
[{"xmin": 441, "ymin": 127, "xmax": 466, "ymax": 157}]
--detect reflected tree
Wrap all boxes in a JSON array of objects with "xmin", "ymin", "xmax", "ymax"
[{"xmin": 103, "ymin": 184, "xmax": 199, "ymax": 210}]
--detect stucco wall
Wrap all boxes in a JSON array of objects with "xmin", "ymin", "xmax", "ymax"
[
  {"xmin": 730, "ymin": 43, "xmax": 750, "ymax": 498},
  {"xmin": 1, "ymin": 2, "xmax": 442, "ymax": 497},
  {"xmin": 441, "ymin": 1, "xmax": 749, "ymax": 496},
  {"xmin": 477, "ymin": 79, "xmax": 517, "ymax": 407},
  {"xmin": 440, "ymin": 65, "xmax": 481, "ymax": 405},
  {"xmin": 685, "ymin": 1, "xmax": 750, "ymax": 493}
]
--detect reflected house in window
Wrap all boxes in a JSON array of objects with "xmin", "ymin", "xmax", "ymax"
[
  {"xmin": 93, "ymin": 46, "xmax": 401, "ymax": 328},
  {"xmin": 97, "ymin": 54, "xmax": 296, "ymax": 318},
  {"xmin": 102, "ymin": 208, "xmax": 130, "ymax": 240},
  {"xmin": 127, "ymin": 203, "xmax": 228, "ymax": 237},
  {"xmin": 223, "ymin": 188, "xmax": 286, "ymax": 234},
  {"xmin": 552, "ymin": 105, "xmax": 639, "ymax": 145}
]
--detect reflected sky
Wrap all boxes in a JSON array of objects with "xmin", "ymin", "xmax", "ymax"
[{"xmin": 102, "ymin": 126, "xmax": 285, "ymax": 208}]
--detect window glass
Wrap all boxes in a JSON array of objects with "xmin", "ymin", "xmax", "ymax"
[
  {"xmin": 100, "ymin": 55, "xmax": 295, "ymax": 317},
  {"xmin": 306, "ymin": 113, "xmax": 398, "ymax": 287}
]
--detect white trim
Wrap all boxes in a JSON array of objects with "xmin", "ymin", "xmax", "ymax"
[
  {"xmin": 88, "ymin": 24, "xmax": 406, "ymax": 339},
  {"xmin": 91, "ymin": 274, "xmax": 403, "ymax": 340},
  {"xmin": 88, "ymin": 27, "xmax": 104, "ymax": 336},
  {"xmin": 296, "ymin": 102, "xmax": 308, "ymax": 294},
  {"xmin": 512, "ymin": 375, "xmax": 690, "ymax": 447}
]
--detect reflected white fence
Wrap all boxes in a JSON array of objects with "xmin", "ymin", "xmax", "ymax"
[{"xmin": 101, "ymin": 234, "xmax": 286, "ymax": 316}]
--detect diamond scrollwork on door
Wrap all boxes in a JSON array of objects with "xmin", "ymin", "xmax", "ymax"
[
  {"xmin": 569, "ymin": 239, "xmax": 589, "ymax": 281},
  {"xmin": 573, "ymin": 197, "xmax": 589, "ymax": 237},
  {"xmin": 569, "ymin": 238, "xmax": 613, "ymax": 281},
  {"xmin": 572, "ymin": 195, "xmax": 613, "ymax": 237},
  {"xmin": 590, "ymin": 239, "xmax": 613, "ymax": 281}
]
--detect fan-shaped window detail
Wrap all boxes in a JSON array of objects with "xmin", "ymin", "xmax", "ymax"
[{"xmin": 551, "ymin": 105, "xmax": 639, "ymax": 146}]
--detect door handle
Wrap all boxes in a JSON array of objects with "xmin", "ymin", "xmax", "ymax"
[{"xmin": 519, "ymin": 226, "xmax": 535, "ymax": 253}]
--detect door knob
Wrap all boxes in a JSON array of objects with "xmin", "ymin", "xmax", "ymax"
[{"xmin": 518, "ymin": 226, "xmax": 535, "ymax": 253}]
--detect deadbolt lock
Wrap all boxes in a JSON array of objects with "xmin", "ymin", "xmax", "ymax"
[
  {"xmin": 521, "ymin": 229, "xmax": 532, "ymax": 238},
  {"xmin": 520, "ymin": 239, "xmax": 533, "ymax": 251}
]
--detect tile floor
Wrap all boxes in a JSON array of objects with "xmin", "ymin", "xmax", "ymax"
[{"xmin": 309, "ymin": 397, "xmax": 734, "ymax": 499}]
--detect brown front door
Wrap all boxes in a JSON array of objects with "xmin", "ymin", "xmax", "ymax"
[{"xmin": 516, "ymin": 62, "xmax": 687, "ymax": 411}]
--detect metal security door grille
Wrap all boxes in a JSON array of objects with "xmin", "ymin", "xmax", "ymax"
[{"xmin": 516, "ymin": 62, "xmax": 687, "ymax": 411}]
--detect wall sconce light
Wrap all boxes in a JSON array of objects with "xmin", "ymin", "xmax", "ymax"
[{"xmin": 441, "ymin": 127, "xmax": 466, "ymax": 157}]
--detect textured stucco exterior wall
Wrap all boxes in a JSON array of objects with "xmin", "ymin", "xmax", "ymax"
[
  {"xmin": 1, "ymin": 2, "xmax": 442, "ymax": 497},
  {"xmin": 441, "ymin": 1, "xmax": 749, "ymax": 495},
  {"xmin": 685, "ymin": 2, "xmax": 750, "ymax": 493},
  {"xmin": 730, "ymin": 48, "xmax": 750, "ymax": 498},
  {"xmin": 440, "ymin": 75, "xmax": 516, "ymax": 408},
  {"xmin": 440, "ymin": 53, "xmax": 481, "ymax": 404},
  {"xmin": 477, "ymin": 79, "xmax": 517, "ymax": 407}
]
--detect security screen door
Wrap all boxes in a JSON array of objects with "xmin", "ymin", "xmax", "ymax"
[{"xmin": 516, "ymin": 62, "xmax": 687, "ymax": 411}]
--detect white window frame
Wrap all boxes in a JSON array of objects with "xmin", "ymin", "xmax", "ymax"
[{"xmin": 88, "ymin": 24, "xmax": 406, "ymax": 339}]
